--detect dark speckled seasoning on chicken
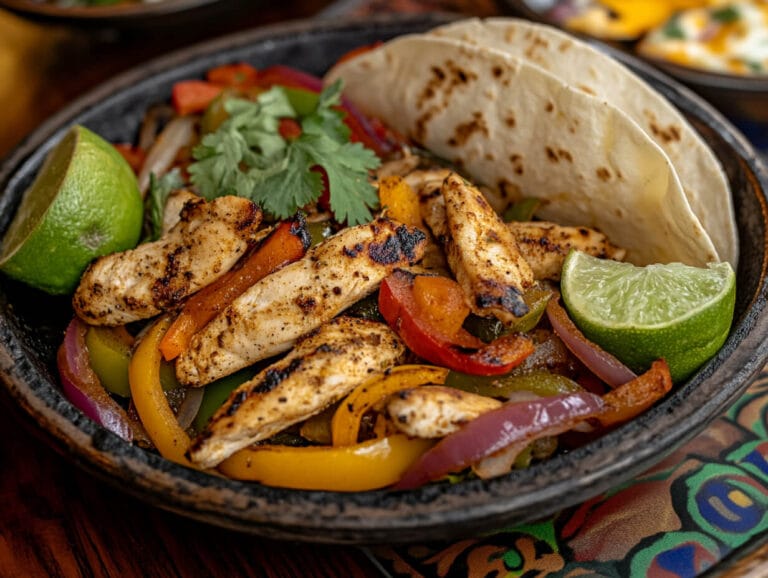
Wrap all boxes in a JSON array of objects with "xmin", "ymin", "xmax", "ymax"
[
  {"xmin": 73, "ymin": 196, "xmax": 263, "ymax": 326},
  {"xmin": 176, "ymin": 218, "xmax": 427, "ymax": 387},
  {"xmin": 188, "ymin": 317, "xmax": 406, "ymax": 469}
]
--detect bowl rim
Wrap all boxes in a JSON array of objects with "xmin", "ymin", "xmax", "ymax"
[{"xmin": 2, "ymin": 13, "xmax": 768, "ymax": 544}]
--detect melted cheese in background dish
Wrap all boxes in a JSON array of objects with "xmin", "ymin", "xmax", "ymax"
[
  {"xmin": 554, "ymin": 0, "xmax": 768, "ymax": 75},
  {"xmin": 639, "ymin": 2, "xmax": 768, "ymax": 75}
]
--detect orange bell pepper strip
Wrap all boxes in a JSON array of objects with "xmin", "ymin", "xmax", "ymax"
[
  {"xmin": 331, "ymin": 365, "xmax": 449, "ymax": 447},
  {"xmin": 171, "ymin": 80, "xmax": 224, "ymax": 116},
  {"xmin": 218, "ymin": 435, "xmax": 434, "ymax": 491},
  {"xmin": 379, "ymin": 270, "xmax": 534, "ymax": 375},
  {"xmin": 378, "ymin": 176, "xmax": 424, "ymax": 229},
  {"xmin": 159, "ymin": 215, "xmax": 311, "ymax": 361},
  {"xmin": 597, "ymin": 359, "xmax": 673, "ymax": 427},
  {"xmin": 128, "ymin": 317, "xmax": 196, "ymax": 468}
]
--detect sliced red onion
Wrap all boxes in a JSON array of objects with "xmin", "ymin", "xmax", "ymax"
[
  {"xmin": 175, "ymin": 387, "xmax": 203, "ymax": 431},
  {"xmin": 58, "ymin": 317, "xmax": 133, "ymax": 441},
  {"xmin": 546, "ymin": 298, "xmax": 637, "ymax": 388},
  {"xmin": 138, "ymin": 104, "xmax": 174, "ymax": 151},
  {"xmin": 394, "ymin": 391, "xmax": 605, "ymax": 489},
  {"xmin": 137, "ymin": 115, "xmax": 196, "ymax": 196}
]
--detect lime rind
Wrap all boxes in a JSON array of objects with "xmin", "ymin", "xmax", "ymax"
[
  {"xmin": 561, "ymin": 250, "xmax": 736, "ymax": 382},
  {"xmin": 0, "ymin": 125, "xmax": 142, "ymax": 295}
]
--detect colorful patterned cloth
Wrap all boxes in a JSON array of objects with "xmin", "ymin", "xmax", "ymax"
[{"xmin": 374, "ymin": 375, "xmax": 768, "ymax": 576}]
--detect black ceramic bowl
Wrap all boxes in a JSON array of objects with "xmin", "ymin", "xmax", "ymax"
[
  {"xmin": 1, "ymin": 14, "xmax": 768, "ymax": 545},
  {"xmin": 503, "ymin": 0, "xmax": 768, "ymax": 124}
]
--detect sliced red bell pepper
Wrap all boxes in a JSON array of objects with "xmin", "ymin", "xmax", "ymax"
[
  {"xmin": 113, "ymin": 143, "xmax": 146, "ymax": 175},
  {"xmin": 278, "ymin": 117, "xmax": 302, "ymax": 140},
  {"xmin": 171, "ymin": 80, "xmax": 224, "ymax": 116},
  {"xmin": 379, "ymin": 270, "xmax": 534, "ymax": 376},
  {"xmin": 206, "ymin": 62, "xmax": 258, "ymax": 88},
  {"xmin": 159, "ymin": 215, "xmax": 310, "ymax": 361}
]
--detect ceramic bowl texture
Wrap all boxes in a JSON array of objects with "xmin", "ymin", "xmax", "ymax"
[
  {"xmin": 1, "ymin": 14, "xmax": 768, "ymax": 545},
  {"xmin": 503, "ymin": 0, "xmax": 768, "ymax": 124}
]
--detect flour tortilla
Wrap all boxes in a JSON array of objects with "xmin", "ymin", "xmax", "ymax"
[
  {"xmin": 325, "ymin": 35, "xmax": 718, "ymax": 267},
  {"xmin": 430, "ymin": 17, "xmax": 737, "ymax": 268}
]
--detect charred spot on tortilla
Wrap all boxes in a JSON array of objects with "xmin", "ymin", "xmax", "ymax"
[
  {"xmin": 447, "ymin": 112, "xmax": 489, "ymax": 147},
  {"xmin": 596, "ymin": 167, "xmax": 612, "ymax": 182},
  {"xmin": 509, "ymin": 154, "xmax": 525, "ymax": 176},
  {"xmin": 505, "ymin": 114, "xmax": 516, "ymax": 128},
  {"xmin": 444, "ymin": 59, "xmax": 478, "ymax": 92},
  {"xmin": 414, "ymin": 108, "xmax": 437, "ymax": 143},
  {"xmin": 650, "ymin": 122, "xmax": 682, "ymax": 144},
  {"xmin": 492, "ymin": 65, "xmax": 503, "ymax": 78}
]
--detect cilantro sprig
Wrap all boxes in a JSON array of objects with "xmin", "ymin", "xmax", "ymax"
[{"xmin": 188, "ymin": 80, "xmax": 380, "ymax": 225}]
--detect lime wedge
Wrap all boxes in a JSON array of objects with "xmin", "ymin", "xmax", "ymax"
[
  {"xmin": 0, "ymin": 125, "xmax": 143, "ymax": 294},
  {"xmin": 560, "ymin": 251, "xmax": 736, "ymax": 382}
]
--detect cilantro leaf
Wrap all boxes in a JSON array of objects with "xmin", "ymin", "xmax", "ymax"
[
  {"xmin": 187, "ymin": 79, "xmax": 380, "ymax": 224},
  {"xmin": 146, "ymin": 168, "xmax": 185, "ymax": 241},
  {"xmin": 293, "ymin": 135, "xmax": 380, "ymax": 225},
  {"xmin": 189, "ymin": 89, "xmax": 294, "ymax": 198},
  {"xmin": 301, "ymin": 80, "xmax": 351, "ymax": 144}
]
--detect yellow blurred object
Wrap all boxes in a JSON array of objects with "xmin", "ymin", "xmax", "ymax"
[
  {"xmin": 0, "ymin": 12, "xmax": 74, "ymax": 156},
  {"xmin": 565, "ymin": 0, "xmax": 713, "ymax": 40}
]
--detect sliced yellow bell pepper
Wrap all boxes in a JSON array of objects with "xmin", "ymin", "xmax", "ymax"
[
  {"xmin": 219, "ymin": 435, "xmax": 434, "ymax": 491},
  {"xmin": 378, "ymin": 175, "xmax": 423, "ymax": 228},
  {"xmin": 128, "ymin": 317, "xmax": 196, "ymax": 468},
  {"xmin": 331, "ymin": 364, "xmax": 448, "ymax": 447}
]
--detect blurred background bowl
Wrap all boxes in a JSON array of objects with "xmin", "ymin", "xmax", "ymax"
[
  {"xmin": 502, "ymin": 0, "xmax": 768, "ymax": 126},
  {"xmin": 0, "ymin": 0, "xmax": 231, "ymax": 28}
]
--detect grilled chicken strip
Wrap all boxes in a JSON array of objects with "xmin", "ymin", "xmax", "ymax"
[
  {"xmin": 419, "ymin": 172, "xmax": 534, "ymax": 323},
  {"xmin": 509, "ymin": 221, "xmax": 626, "ymax": 281},
  {"xmin": 176, "ymin": 218, "xmax": 426, "ymax": 387},
  {"xmin": 73, "ymin": 195, "xmax": 262, "ymax": 326},
  {"xmin": 189, "ymin": 316, "xmax": 405, "ymax": 468},
  {"xmin": 387, "ymin": 385, "xmax": 501, "ymax": 439},
  {"xmin": 161, "ymin": 189, "xmax": 198, "ymax": 235}
]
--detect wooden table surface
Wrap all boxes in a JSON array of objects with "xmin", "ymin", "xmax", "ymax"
[{"xmin": 0, "ymin": 0, "xmax": 766, "ymax": 576}]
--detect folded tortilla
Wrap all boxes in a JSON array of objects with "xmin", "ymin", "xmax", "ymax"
[
  {"xmin": 430, "ymin": 17, "xmax": 737, "ymax": 268},
  {"xmin": 325, "ymin": 34, "xmax": 719, "ymax": 267}
]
